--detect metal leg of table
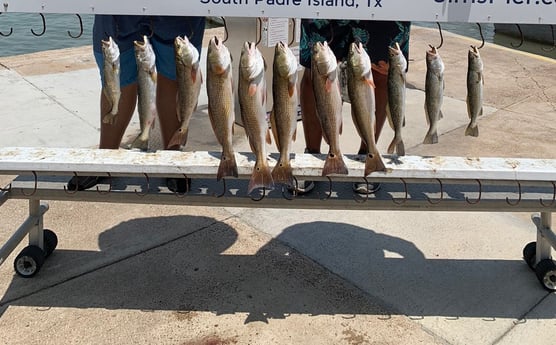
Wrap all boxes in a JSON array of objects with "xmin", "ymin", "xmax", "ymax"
[
  {"xmin": 28, "ymin": 199, "xmax": 45, "ymax": 250},
  {"xmin": 536, "ymin": 212, "xmax": 555, "ymax": 264}
]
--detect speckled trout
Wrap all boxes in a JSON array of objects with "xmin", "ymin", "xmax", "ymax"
[
  {"xmin": 347, "ymin": 41, "xmax": 386, "ymax": 176},
  {"xmin": 311, "ymin": 41, "xmax": 348, "ymax": 176},
  {"xmin": 466, "ymin": 45, "xmax": 484, "ymax": 137},
  {"xmin": 423, "ymin": 45, "xmax": 445, "ymax": 144},
  {"xmin": 101, "ymin": 37, "xmax": 121, "ymax": 125},
  {"xmin": 206, "ymin": 36, "xmax": 238, "ymax": 181},
  {"xmin": 238, "ymin": 42, "xmax": 274, "ymax": 193},
  {"xmin": 130, "ymin": 36, "xmax": 157, "ymax": 150},
  {"xmin": 168, "ymin": 35, "xmax": 203, "ymax": 148},
  {"xmin": 270, "ymin": 41, "xmax": 298, "ymax": 186},
  {"xmin": 386, "ymin": 42, "xmax": 407, "ymax": 156}
]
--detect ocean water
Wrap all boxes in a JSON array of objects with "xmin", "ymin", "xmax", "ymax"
[{"xmin": 0, "ymin": 14, "xmax": 553, "ymax": 59}]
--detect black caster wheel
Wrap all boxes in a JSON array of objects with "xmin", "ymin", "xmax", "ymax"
[
  {"xmin": 43, "ymin": 229, "xmax": 58, "ymax": 258},
  {"xmin": 14, "ymin": 245, "xmax": 46, "ymax": 278},
  {"xmin": 523, "ymin": 242, "xmax": 536, "ymax": 270},
  {"xmin": 535, "ymin": 259, "xmax": 556, "ymax": 292}
]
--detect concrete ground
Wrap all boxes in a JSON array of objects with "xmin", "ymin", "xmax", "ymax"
[{"xmin": 0, "ymin": 25, "xmax": 555, "ymax": 345}]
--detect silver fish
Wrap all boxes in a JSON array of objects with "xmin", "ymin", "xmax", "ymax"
[
  {"xmin": 386, "ymin": 42, "xmax": 407, "ymax": 156},
  {"xmin": 206, "ymin": 36, "xmax": 238, "ymax": 181},
  {"xmin": 168, "ymin": 35, "xmax": 203, "ymax": 148},
  {"xmin": 101, "ymin": 37, "xmax": 121, "ymax": 125},
  {"xmin": 130, "ymin": 35, "xmax": 157, "ymax": 150},
  {"xmin": 311, "ymin": 41, "xmax": 348, "ymax": 176},
  {"xmin": 238, "ymin": 41, "xmax": 274, "ymax": 193},
  {"xmin": 347, "ymin": 41, "xmax": 386, "ymax": 176},
  {"xmin": 423, "ymin": 45, "xmax": 445, "ymax": 144},
  {"xmin": 270, "ymin": 41, "xmax": 298, "ymax": 186},
  {"xmin": 466, "ymin": 45, "xmax": 483, "ymax": 137}
]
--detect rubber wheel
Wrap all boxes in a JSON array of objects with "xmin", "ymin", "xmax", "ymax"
[
  {"xmin": 523, "ymin": 242, "xmax": 536, "ymax": 270},
  {"xmin": 43, "ymin": 229, "xmax": 58, "ymax": 258},
  {"xmin": 535, "ymin": 259, "xmax": 556, "ymax": 292},
  {"xmin": 14, "ymin": 245, "xmax": 46, "ymax": 278}
]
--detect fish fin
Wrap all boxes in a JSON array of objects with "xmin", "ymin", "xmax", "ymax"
[
  {"xmin": 248, "ymin": 83, "xmax": 257, "ymax": 96},
  {"xmin": 387, "ymin": 137, "xmax": 405, "ymax": 155},
  {"xmin": 439, "ymin": 110, "xmax": 444, "ymax": 119},
  {"xmin": 396, "ymin": 140, "xmax": 405, "ymax": 156},
  {"xmin": 325, "ymin": 77, "xmax": 333, "ymax": 92},
  {"xmin": 150, "ymin": 70, "xmax": 157, "ymax": 84},
  {"xmin": 403, "ymin": 115, "xmax": 406, "ymax": 127},
  {"xmin": 130, "ymin": 135, "xmax": 149, "ymax": 151},
  {"xmin": 191, "ymin": 66, "xmax": 198, "ymax": 84},
  {"xmin": 217, "ymin": 152, "xmax": 239, "ymax": 181},
  {"xmin": 466, "ymin": 99, "xmax": 472, "ymax": 119},
  {"xmin": 385, "ymin": 103, "xmax": 395, "ymax": 130},
  {"xmin": 364, "ymin": 152, "xmax": 386, "ymax": 176},
  {"xmin": 292, "ymin": 128, "xmax": 297, "ymax": 142},
  {"xmin": 423, "ymin": 130, "xmax": 438, "ymax": 145},
  {"xmin": 424, "ymin": 106, "xmax": 430, "ymax": 126},
  {"xmin": 339, "ymin": 120, "xmax": 343, "ymax": 135},
  {"xmin": 465, "ymin": 123, "xmax": 479, "ymax": 137},
  {"xmin": 265, "ymin": 128, "xmax": 272, "ymax": 145},
  {"xmin": 288, "ymin": 81, "xmax": 296, "ymax": 97},
  {"xmin": 479, "ymin": 107, "xmax": 484, "ymax": 116},
  {"xmin": 322, "ymin": 152, "xmax": 348, "ymax": 176},
  {"xmin": 232, "ymin": 123, "xmax": 235, "ymax": 135},
  {"xmin": 364, "ymin": 71, "xmax": 375, "ymax": 88},
  {"xmin": 272, "ymin": 159, "xmax": 294, "ymax": 186},
  {"xmin": 168, "ymin": 128, "xmax": 188, "ymax": 148},
  {"xmin": 269, "ymin": 110, "xmax": 280, "ymax": 151},
  {"xmin": 247, "ymin": 162, "xmax": 274, "ymax": 194}
]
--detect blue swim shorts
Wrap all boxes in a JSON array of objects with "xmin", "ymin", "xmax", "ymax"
[{"xmin": 93, "ymin": 15, "xmax": 206, "ymax": 87}]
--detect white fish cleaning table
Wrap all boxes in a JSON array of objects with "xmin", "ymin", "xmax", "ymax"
[{"xmin": 1, "ymin": 147, "xmax": 556, "ymax": 290}]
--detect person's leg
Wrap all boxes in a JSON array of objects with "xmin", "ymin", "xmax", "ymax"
[
  {"xmin": 300, "ymin": 68, "xmax": 322, "ymax": 154},
  {"xmin": 155, "ymin": 74, "xmax": 180, "ymax": 149},
  {"xmin": 99, "ymin": 84, "xmax": 138, "ymax": 149}
]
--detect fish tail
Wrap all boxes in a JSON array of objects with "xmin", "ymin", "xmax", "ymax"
[
  {"xmin": 217, "ymin": 152, "xmax": 238, "ymax": 181},
  {"xmin": 387, "ymin": 137, "xmax": 405, "ymax": 156},
  {"xmin": 168, "ymin": 128, "xmax": 188, "ymax": 148},
  {"xmin": 423, "ymin": 130, "xmax": 438, "ymax": 144},
  {"xmin": 272, "ymin": 159, "xmax": 294, "ymax": 186},
  {"xmin": 130, "ymin": 136, "xmax": 149, "ymax": 151},
  {"xmin": 364, "ymin": 152, "xmax": 386, "ymax": 176},
  {"xmin": 322, "ymin": 153, "xmax": 348, "ymax": 176},
  {"xmin": 247, "ymin": 162, "xmax": 274, "ymax": 194},
  {"xmin": 102, "ymin": 113, "xmax": 117, "ymax": 125},
  {"xmin": 465, "ymin": 123, "xmax": 479, "ymax": 137},
  {"xmin": 396, "ymin": 140, "xmax": 406, "ymax": 156}
]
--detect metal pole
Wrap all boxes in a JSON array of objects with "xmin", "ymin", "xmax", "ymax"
[{"xmin": 536, "ymin": 212, "xmax": 554, "ymax": 263}]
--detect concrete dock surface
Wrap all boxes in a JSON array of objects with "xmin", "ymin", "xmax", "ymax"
[{"xmin": 0, "ymin": 25, "xmax": 555, "ymax": 345}]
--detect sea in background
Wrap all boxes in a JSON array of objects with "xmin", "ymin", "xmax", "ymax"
[{"xmin": 0, "ymin": 13, "xmax": 554, "ymax": 59}]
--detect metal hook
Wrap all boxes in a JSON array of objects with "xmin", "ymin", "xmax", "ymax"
[
  {"xmin": 318, "ymin": 176, "xmax": 333, "ymax": 201},
  {"xmin": 68, "ymin": 14, "xmax": 83, "ymax": 39},
  {"xmin": 255, "ymin": 18, "xmax": 262, "ymax": 46},
  {"xmin": 289, "ymin": 18, "xmax": 296, "ymax": 46},
  {"xmin": 476, "ymin": 23, "xmax": 485, "ymax": 49},
  {"xmin": 0, "ymin": 183, "xmax": 12, "ymax": 192},
  {"xmin": 63, "ymin": 172, "xmax": 80, "ymax": 194},
  {"xmin": 20, "ymin": 171, "xmax": 38, "ymax": 197},
  {"xmin": 392, "ymin": 178, "xmax": 409, "ymax": 205},
  {"xmin": 426, "ymin": 178, "xmax": 444, "ymax": 204},
  {"xmin": 542, "ymin": 25, "xmax": 556, "ymax": 52},
  {"xmin": 506, "ymin": 180, "xmax": 522, "ymax": 206},
  {"xmin": 511, "ymin": 24, "xmax": 524, "ymax": 48},
  {"xmin": 281, "ymin": 177, "xmax": 298, "ymax": 201},
  {"xmin": 135, "ymin": 173, "xmax": 150, "ymax": 197},
  {"xmin": 96, "ymin": 172, "xmax": 112, "ymax": 195},
  {"xmin": 250, "ymin": 187, "xmax": 266, "ymax": 202},
  {"xmin": 221, "ymin": 17, "xmax": 229, "ymax": 43},
  {"xmin": 213, "ymin": 177, "xmax": 228, "ymax": 198},
  {"xmin": 540, "ymin": 181, "xmax": 556, "ymax": 207},
  {"xmin": 353, "ymin": 177, "xmax": 370, "ymax": 204},
  {"xmin": 31, "ymin": 13, "xmax": 46, "ymax": 37},
  {"xmin": 465, "ymin": 179, "xmax": 482, "ymax": 205},
  {"xmin": 434, "ymin": 22, "xmax": 444, "ymax": 49},
  {"xmin": 0, "ymin": 12, "xmax": 13, "ymax": 37},
  {"xmin": 173, "ymin": 174, "xmax": 190, "ymax": 198}
]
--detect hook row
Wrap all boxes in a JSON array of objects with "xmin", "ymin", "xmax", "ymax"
[{"xmin": 0, "ymin": 13, "xmax": 83, "ymax": 38}]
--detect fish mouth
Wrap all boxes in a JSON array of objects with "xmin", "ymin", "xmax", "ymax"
[
  {"xmin": 469, "ymin": 45, "xmax": 480, "ymax": 57},
  {"xmin": 101, "ymin": 36, "xmax": 114, "ymax": 48},
  {"xmin": 427, "ymin": 45, "xmax": 438, "ymax": 57},
  {"xmin": 134, "ymin": 35, "xmax": 149, "ymax": 48}
]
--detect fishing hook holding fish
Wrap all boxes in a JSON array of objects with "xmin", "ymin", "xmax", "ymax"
[
  {"xmin": 0, "ymin": 12, "xmax": 13, "ymax": 37},
  {"xmin": 213, "ymin": 177, "xmax": 228, "ymax": 198},
  {"xmin": 476, "ymin": 23, "xmax": 485, "ymax": 49},
  {"xmin": 426, "ymin": 178, "xmax": 444, "ymax": 205},
  {"xmin": 506, "ymin": 180, "xmax": 522, "ymax": 206},
  {"xmin": 510, "ymin": 24, "xmax": 524, "ymax": 48},
  {"xmin": 542, "ymin": 25, "xmax": 556, "ymax": 52},
  {"xmin": 289, "ymin": 18, "xmax": 296, "ymax": 46},
  {"xmin": 318, "ymin": 176, "xmax": 333, "ymax": 201},
  {"xmin": 465, "ymin": 179, "xmax": 482, "ymax": 205},
  {"xmin": 540, "ymin": 181, "xmax": 556, "ymax": 207},
  {"xmin": 392, "ymin": 178, "xmax": 409, "ymax": 205},
  {"xmin": 63, "ymin": 172, "xmax": 80, "ymax": 195},
  {"xmin": 135, "ymin": 173, "xmax": 150, "ymax": 197},
  {"xmin": 31, "ymin": 13, "xmax": 46, "ymax": 37},
  {"xmin": 96, "ymin": 172, "xmax": 112, "ymax": 195},
  {"xmin": 353, "ymin": 177, "xmax": 370, "ymax": 204},
  {"xmin": 221, "ymin": 17, "xmax": 229, "ymax": 43},
  {"xmin": 68, "ymin": 14, "xmax": 83, "ymax": 39},
  {"xmin": 433, "ymin": 22, "xmax": 444, "ymax": 49},
  {"xmin": 20, "ymin": 171, "xmax": 38, "ymax": 197},
  {"xmin": 250, "ymin": 187, "xmax": 266, "ymax": 202}
]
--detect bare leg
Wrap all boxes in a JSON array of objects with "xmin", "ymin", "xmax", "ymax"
[
  {"xmin": 300, "ymin": 68, "xmax": 322, "ymax": 154},
  {"xmin": 156, "ymin": 74, "xmax": 180, "ymax": 150},
  {"xmin": 99, "ymin": 84, "xmax": 138, "ymax": 149}
]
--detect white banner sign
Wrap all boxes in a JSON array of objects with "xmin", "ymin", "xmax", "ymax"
[{"xmin": 3, "ymin": 0, "xmax": 556, "ymax": 24}]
